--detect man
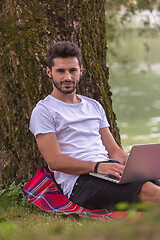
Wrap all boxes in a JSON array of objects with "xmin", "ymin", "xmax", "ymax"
[{"xmin": 30, "ymin": 41, "xmax": 160, "ymax": 210}]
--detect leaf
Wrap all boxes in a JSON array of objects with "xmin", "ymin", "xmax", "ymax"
[
  {"xmin": 0, "ymin": 218, "xmax": 6, "ymax": 223},
  {"xmin": 0, "ymin": 189, "xmax": 6, "ymax": 197}
]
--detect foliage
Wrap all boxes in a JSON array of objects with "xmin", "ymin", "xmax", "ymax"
[
  {"xmin": 106, "ymin": 0, "xmax": 160, "ymax": 12},
  {"xmin": 0, "ymin": 181, "xmax": 29, "ymax": 207},
  {"xmin": 105, "ymin": 0, "xmax": 160, "ymax": 36},
  {"xmin": 105, "ymin": 0, "xmax": 160, "ymax": 61}
]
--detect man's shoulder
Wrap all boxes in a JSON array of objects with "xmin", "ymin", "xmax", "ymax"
[
  {"xmin": 78, "ymin": 95, "xmax": 103, "ymax": 108},
  {"xmin": 31, "ymin": 95, "xmax": 52, "ymax": 114}
]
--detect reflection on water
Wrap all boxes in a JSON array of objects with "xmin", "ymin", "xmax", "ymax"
[
  {"xmin": 148, "ymin": 117, "xmax": 160, "ymax": 126},
  {"xmin": 153, "ymin": 100, "xmax": 160, "ymax": 110},
  {"xmin": 133, "ymin": 133, "xmax": 160, "ymax": 142},
  {"xmin": 112, "ymin": 62, "xmax": 160, "ymax": 76},
  {"xmin": 133, "ymin": 62, "xmax": 160, "ymax": 75}
]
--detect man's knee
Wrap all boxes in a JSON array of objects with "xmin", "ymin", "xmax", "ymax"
[{"xmin": 138, "ymin": 181, "xmax": 160, "ymax": 204}]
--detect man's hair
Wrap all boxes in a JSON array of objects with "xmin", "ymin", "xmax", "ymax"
[{"xmin": 47, "ymin": 41, "xmax": 82, "ymax": 69}]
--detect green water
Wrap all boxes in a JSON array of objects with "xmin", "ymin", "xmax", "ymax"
[{"xmin": 108, "ymin": 29, "xmax": 160, "ymax": 150}]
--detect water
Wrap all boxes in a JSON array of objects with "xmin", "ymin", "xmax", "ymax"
[{"xmin": 107, "ymin": 29, "xmax": 160, "ymax": 150}]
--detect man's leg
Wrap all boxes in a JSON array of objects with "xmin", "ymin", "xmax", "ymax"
[
  {"xmin": 70, "ymin": 175, "xmax": 147, "ymax": 209},
  {"xmin": 138, "ymin": 181, "xmax": 160, "ymax": 205}
]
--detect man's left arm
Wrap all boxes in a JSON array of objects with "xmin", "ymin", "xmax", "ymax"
[{"xmin": 99, "ymin": 127, "xmax": 128, "ymax": 165}]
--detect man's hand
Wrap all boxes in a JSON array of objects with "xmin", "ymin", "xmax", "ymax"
[{"xmin": 96, "ymin": 162, "xmax": 125, "ymax": 178}]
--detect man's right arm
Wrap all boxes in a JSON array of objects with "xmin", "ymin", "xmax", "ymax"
[
  {"xmin": 36, "ymin": 132, "xmax": 95, "ymax": 175},
  {"xmin": 36, "ymin": 132, "xmax": 124, "ymax": 177}
]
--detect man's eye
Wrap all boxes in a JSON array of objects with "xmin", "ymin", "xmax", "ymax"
[
  {"xmin": 70, "ymin": 68, "xmax": 77, "ymax": 72},
  {"xmin": 57, "ymin": 69, "xmax": 65, "ymax": 73}
]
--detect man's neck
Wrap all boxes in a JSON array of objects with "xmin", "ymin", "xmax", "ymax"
[{"xmin": 50, "ymin": 90, "xmax": 81, "ymax": 104}]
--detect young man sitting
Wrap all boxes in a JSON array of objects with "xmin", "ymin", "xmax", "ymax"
[{"xmin": 30, "ymin": 41, "xmax": 160, "ymax": 209}]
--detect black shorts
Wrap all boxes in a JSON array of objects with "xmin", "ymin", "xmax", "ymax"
[{"xmin": 70, "ymin": 174, "xmax": 146, "ymax": 210}]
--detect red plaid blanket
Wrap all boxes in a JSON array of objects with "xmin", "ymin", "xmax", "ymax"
[{"xmin": 22, "ymin": 166, "xmax": 138, "ymax": 221}]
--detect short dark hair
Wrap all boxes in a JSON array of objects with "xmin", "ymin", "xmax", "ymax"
[{"xmin": 47, "ymin": 41, "xmax": 82, "ymax": 69}]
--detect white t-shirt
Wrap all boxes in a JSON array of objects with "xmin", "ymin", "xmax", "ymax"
[{"xmin": 29, "ymin": 94, "xmax": 110, "ymax": 198}]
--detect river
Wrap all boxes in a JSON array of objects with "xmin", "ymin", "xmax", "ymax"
[{"xmin": 107, "ymin": 26, "xmax": 160, "ymax": 150}]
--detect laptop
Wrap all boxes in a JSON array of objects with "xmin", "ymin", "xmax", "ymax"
[{"xmin": 89, "ymin": 143, "xmax": 160, "ymax": 184}]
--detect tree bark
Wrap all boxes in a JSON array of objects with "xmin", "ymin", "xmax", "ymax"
[{"xmin": 0, "ymin": 0, "xmax": 121, "ymax": 184}]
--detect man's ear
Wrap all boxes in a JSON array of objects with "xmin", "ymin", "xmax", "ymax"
[{"xmin": 46, "ymin": 67, "xmax": 52, "ymax": 78}]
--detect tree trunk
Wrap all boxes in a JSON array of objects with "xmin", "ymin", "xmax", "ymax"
[{"xmin": 0, "ymin": 0, "xmax": 121, "ymax": 184}]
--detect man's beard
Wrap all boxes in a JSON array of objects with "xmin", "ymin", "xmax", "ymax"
[{"xmin": 51, "ymin": 75, "xmax": 80, "ymax": 94}]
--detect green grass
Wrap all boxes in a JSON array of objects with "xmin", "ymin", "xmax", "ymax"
[
  {"xmin": 0, "ymin": 182, "xmax": 160, "ymax": 240},
  {"xmin": 1, "ymin": 201, "xmax": 160, "ymax": 240},
  {"xmin": 1, "ymin": 199, "xmax": 160, "ymax": 240}
]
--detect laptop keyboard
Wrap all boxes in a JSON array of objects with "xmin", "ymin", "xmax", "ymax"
[{"xmin": 106, "ymin": 174, "xmax": 120, "ymax": 181}]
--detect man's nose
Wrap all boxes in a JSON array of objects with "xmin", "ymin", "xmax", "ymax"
[{"xmin": 65, "ymin": 71, "xmax": 72, "ymax": 80}]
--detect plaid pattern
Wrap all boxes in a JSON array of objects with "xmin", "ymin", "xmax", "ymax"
[{"xmin": 22, "ymin": 166, "xmax": 138, "ymax": 221}]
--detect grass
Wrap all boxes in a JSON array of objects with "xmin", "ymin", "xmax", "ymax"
[
  {"xmin": 1, "ymin": 182, "xmax": 160, "ymax": 240},
  {"xmin": 0, "ymin": 187, "xmax": 83, "ymax": 240}
]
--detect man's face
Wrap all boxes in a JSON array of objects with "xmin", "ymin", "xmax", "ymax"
[{"xmin": 47, "ymin": 57, "xmax": 83, "ymax": 94}]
